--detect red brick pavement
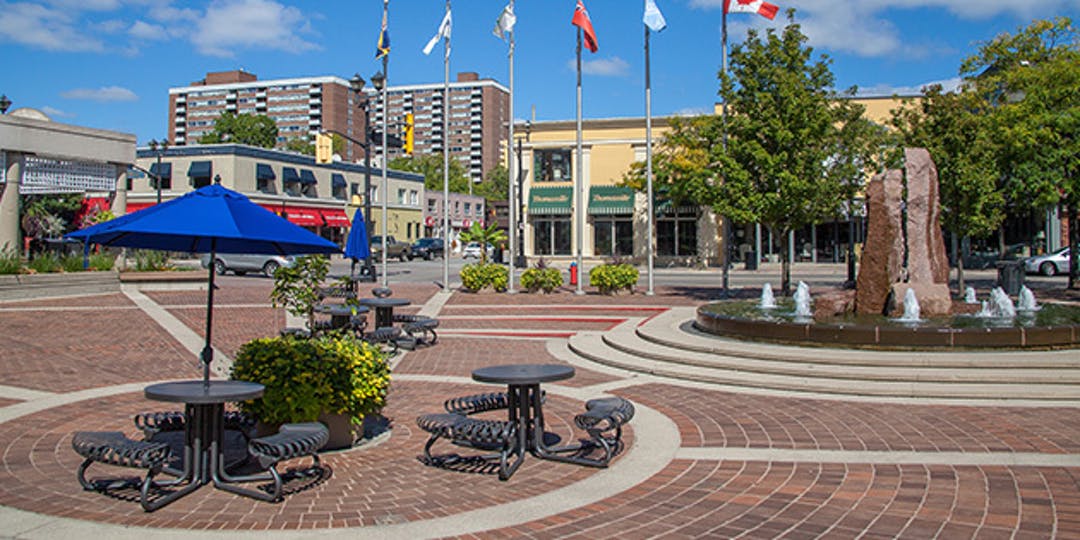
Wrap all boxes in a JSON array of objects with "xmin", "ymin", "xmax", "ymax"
[
  {"xmin": 1, "ymin": 292, "xmax": 134, "ymax": 308},
  {"xmin": 471, "ymin": 461, "xmax": 1079, "ymax": 539},
  {"xmin": 437, "ymin": 319, "xmax": 620, "ymax": 331},
  {"xmin": 396, "ymin": 337, "xmax": 622, "ymax": 388},
  {"xmin": 0, "ymin": 380, "xmax": 622, "ymax": 530},
  {"xmin": 448, "ymin": 288, "xmax": 702, "ymax": 306},
  {"xmin": 0, "ymin": 398, "xmax": 21, "ymax": 407},
  {"xmin": 617, "ymin": 383, "xmax": 1080, "ymax": 454},
  {"xmin": 168, "ymin": 306, "xmax": 283, "ymax": 359},
  {"xmin": 0, "ymin": 307, "xmax": 198, "ymax": 392}
]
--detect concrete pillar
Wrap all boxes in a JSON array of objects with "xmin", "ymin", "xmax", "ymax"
[
  {"xmin": 110, "ymin": 164, "xmax": 127, "ymax": 215},
  {"xmin": 0, "ymin": 152, "xmax": 22, "ymax": 253}
]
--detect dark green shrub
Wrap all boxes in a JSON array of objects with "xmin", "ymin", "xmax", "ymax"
[
  {"xmin": 0, "ymin": 248, "xmax": 21, "ymax": 274},
  {"xmin": 132, "ymin": 250, "xmax": 171, "ymax": 271},
  {"xmin": 27, "ymin": 253, "xmax": 61, "ymax": 273},
  {"xmin": 589, "ymin": 263, "xmax": 639, "ymax": 295},
  {"xmin": 520, "ymin": 266, "xmax": 564, "ymax": 293},
  {"xmin": 60, "ymin": 255, "xmax": 85, "ymax": 272},
  {"xmin": 88, "ymin": 252, "xmax": 114, "ymax": 271}
]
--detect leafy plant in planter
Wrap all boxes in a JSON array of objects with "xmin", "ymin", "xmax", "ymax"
[
  {"xmin": 459, "ymin": 222, "xmax": 507, "ymax": 265},
  {"xmin": 520, "ymin": 258, "xmax": 564, "ymax": 293},
  {"xmin": 589, "ymin": 262, "xmax": 639, "ymax": 295},
  {"xmin": 230, "ymin": 334, "xmax": 390, "ymax": 426},
  {"xmin": 460, "ymin": 262, "xmax": 508, "ymax": 292},
  {"xmin": 269, "ymin": 254, "xmax": 330, "ymax": 330}
]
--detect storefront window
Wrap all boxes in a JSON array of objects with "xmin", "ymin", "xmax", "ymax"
[
  {"xmin": 594, "ymin": 218, "xmax": 633, "ymax": 257},
  {"xmin": 534, "ymin": 149, "xmax": 571, "ymax": 183},
  {"xmin": 533, "ymin": 217, "xmax": 572, "ymax": 256},
  {"xmin": 657, "ymin": 212, "xmax": 698, "ymax": 256}
]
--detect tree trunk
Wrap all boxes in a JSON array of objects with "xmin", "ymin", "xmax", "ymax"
[
  {"xmin": 956, "ymin": 250, "xmax": 966, "ymax": 298},
  {"xmin": 998, "ymin": 226, "xmax": 1007, "ymax": 259},
  {"xmin": 780, "ymin": 228, "xmax": 792, "ymax": 296},
  {"xmin": 1069, "ymin": 201, "xmax": 1079, "ymax": 290}
]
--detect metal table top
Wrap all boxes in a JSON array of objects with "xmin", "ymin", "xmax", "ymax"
[
  {"xmin": 357, "ymin": 297, "xmax": 411, "ymax": 308},
  {"xmin": 472, "ymin": 364, "xmax": 575, "ymax": 385},
  {"xmin": 145, "ymin": 380, "xmax": 264, "ymax": 404},
  {"xmin": 313, "ymin": 303, "xmax": 370, "ymax": 316}
]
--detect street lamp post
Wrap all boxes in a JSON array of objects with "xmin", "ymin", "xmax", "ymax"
[
  {"xmin": 350, "ymin": 74, "xmax": 377, "ymax": 281},
  {"xmin": 148, "ymin": 138, "xmax": 168, "ymax": 204},
  {"xmin": 515, "ymin": 120, "xmax": 531, "ymax": 268},
  {"xmin": 371, "ymin": 69, "xmax": 389, "ymax": 287},
  {"xmin": 0, "ymin": 95, "xmax": 11, "ymax": 114}
]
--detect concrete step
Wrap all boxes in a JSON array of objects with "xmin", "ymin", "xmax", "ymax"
[
  {"xmin": 603, "ymin": 322, "xmax": 1080, "ymax": 384},
  {"xmin": 637, "ymin": 307, "xmax": 1080, "ymax": 369},
  {"xmin": 568, "ymin": 330, "xmax": 1080, "ymax": 401}
]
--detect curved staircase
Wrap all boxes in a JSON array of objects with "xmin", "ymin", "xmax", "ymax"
[{"xmin": 567, "ymin": 307, "xmax": 1080, "ymax": 402}]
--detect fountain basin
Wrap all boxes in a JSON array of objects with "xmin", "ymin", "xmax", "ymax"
[{"xmin": 696, "ymin": 300, "xmax": 1080, "ymax": 349}]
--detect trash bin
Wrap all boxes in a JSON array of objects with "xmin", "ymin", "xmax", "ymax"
[
  {"xmin": 745, "ymin": 251, "xmax": 758, "ymax": 271},
  {"xmin": 996, "ymin": 260, "xmax": 1025, "ymax": 296}
]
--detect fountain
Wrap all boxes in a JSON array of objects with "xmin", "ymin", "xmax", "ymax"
[
  {"xmin": 896, "ymin": 288, "xmax": 922, "ymax": 322},
  {"xmin": 793, "ymin": 281, "xmax": 812, "ymax": 318},
  {"xmin": 964, "ymin": 287, "xmax": 977, "ymax": 304},
  {"xmin": 759, "ymin": 283, "xmax": 777, "ymax": 309},
  {"xmin": 1017, "ymin": 286, "xmax": 1039, "ymax": 312},
  {"xmin": 695, "ymin": 148, "xmax": 1080, "ymax": 349}
]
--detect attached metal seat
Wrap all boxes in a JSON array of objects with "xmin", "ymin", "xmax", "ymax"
[
  {"xmin": 71, "ymin": 431, "xmax": 171, "ymax": 511},
  {"xmin": 393, "ymin": 314, "xmax": 439, "ymax": 346},
  {"xmin": 573, "ymin": 397, "xmax": 635, "ymax": 465},
  {"xmin": 416, "ymin": 413, "xmax": 520, "ymax": 480},
  {"xmin": 363, "ymin": 326, "xmax": 402, "ymax": 354},
  {"xmin": 246, "ymin": 422, "xmax": 329, "ymax": 501}
]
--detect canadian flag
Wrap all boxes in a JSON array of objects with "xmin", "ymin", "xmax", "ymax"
[{"xmin": 724, "ymin": 0, "xmax": 779, "ymax": 20}]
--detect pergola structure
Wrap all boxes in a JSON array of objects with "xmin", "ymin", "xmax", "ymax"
[{"xmin": 0, "ymin": 110, "xmax": 135, "ymax": 252}]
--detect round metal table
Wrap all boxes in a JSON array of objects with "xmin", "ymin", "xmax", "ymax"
[
  {"xmin": 357, "ymin": 296, "xmax": 411, "ymax": 328},
  {"xmin": 313, "ymin": 303, "xmax": 369, "ymax": 329}
]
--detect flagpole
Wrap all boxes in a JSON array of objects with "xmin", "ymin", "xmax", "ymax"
[
  {"xmin": 574, "ymin": 27, "xmax": 585, "ymax": 295},
  {"xmin": 645, "ymin": 25, "xmax": 655, "ymax": 296},
  {"xmin": 506, "ymin": 0, "xmax": 517, "ymax": 294},
  {"xmin": 381, "ymin": 0, "xmax": 390, "ymax": 288},
  {"xmin": 442, "ymin": 0, "xmax": 451, "ymax": 291},
  {"xmin": 720, "ymin": 5, "xmax": 731, "ymax": 297}
]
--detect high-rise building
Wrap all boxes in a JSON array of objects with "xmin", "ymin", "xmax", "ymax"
[
  {"xmin": 167, "ymin": 70, "xmax": 369, "ymax": 162},
  {"xmin": 366, "ymin": 72, "xmax": 509, "ymax": 184}
]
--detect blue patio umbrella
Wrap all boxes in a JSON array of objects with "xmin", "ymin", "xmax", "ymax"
[
  {"xmin": 343, "ymin": 208, "xmax": 370, "ymax": 279},
  {"xmin": 67, "ymin": 183, "xmax": 341, "ymax": 384}
]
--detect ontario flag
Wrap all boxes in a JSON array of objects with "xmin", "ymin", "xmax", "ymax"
[
  {"xmin": 572, "ymin": 0, "xmax": 599, "ymax": 53},
  {"xmin": 724, "ymin": 0, "xmax": 779, "ymax": 20}
]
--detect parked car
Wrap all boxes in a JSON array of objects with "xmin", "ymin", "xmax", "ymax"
[
  {"xmin": 370, "ymin": 235, "xmax": 412, "ymax": 261},
  {"xmin": 200, "ymin": 253, "xmax": 294, "ymax": 276},
  {"xmin": 1024, "ymin": 246, "xmax": 1075, "ymax": 276},
  {"xmin": 462, "ymin": 241, "xmax": 494, "ymax": 260},
  {"xmin": 411, "ymin": 237, "xmax": 444, "ymax": 260}
]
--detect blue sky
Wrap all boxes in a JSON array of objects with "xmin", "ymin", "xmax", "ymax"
[{"xmin": 1, "ymin": 0, "xmax": 1077, "ymax": 145}]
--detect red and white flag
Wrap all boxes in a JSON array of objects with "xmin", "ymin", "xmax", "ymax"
[
  {"xmin": 724, "ymin": 0, "xmax": 779, "ymax": 20},
  {"xmin": 572, "ymin": 0, "xmax": 599, "ymax": 53}
]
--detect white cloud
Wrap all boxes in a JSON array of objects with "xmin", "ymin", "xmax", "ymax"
[
  {"xmin": 194, "ymin": 0, "xmax": 318, "ymax": 58},
  {"xmin": 690, "ymin": 0, "xmax": 1080, "ymax": 57},
  {"xmin": 0, "ymin": 3, "xmax": 104, "ymax": 52},
  {"xmin": 129, "ymin": 20, "xmax": 167, "ymax": 41},
  {"xmin": 856, "ymin": 77, "xmax": 962, "ymax": 97},
  {"xmin": 61, "ymin": 86, "xmax": 138, "ymax": 102},
  {"xmin": 43, "ymin": 0, "xmax": 121, "ymax": 11},
  {"xmin": 40, "ymin": 105, "xmax": 75, "ymax": 118},
  {"xmin": 568, "ymin": 56, "xmax": 630, "ymax": 77}
]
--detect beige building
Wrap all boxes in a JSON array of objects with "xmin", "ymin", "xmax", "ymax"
[{"xmin": 132, "ymin": 144, "xmax": 424, "ymax": 245}]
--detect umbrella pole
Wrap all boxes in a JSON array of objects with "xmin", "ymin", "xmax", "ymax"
[{"xmin": 202, "ymin": 240, "xmax": 217, "ymax": 387}]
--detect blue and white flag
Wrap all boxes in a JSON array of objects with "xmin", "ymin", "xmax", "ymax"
[
  {"xmin": 423, "ymin": 9, "xmax": 453, "ymax": 55},
  {"xmin": 644, "ymin": 0, "xmax": 666, "ymax": 32}
]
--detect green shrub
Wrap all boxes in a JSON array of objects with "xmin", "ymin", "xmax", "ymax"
[
  {"xmin": 0, "ymin": 248, "xmax": 21, "ymax": 274},
  {"xmin": 589, "ymin": 263, "xmax": 639, "ymax": 295},
  {"xmin": 520, "ymin": 267, "xmax": 564, "ymax": 293},
  {"xmin": 27, "ymin": 253, "xmax": 61, "ymax": 273},
  {"xmin": 132, "ymin": 250, "xmax": 171, "ymax": 271},
  {"xmin": 88, "ymin": 252, "xmax": 114, "ymax": 271},
  {"xmin": 60, "ymin": 254, "xmax": 85, "ymax": 272},
  {"xmin": 270, "ymin": 255, "xmax": 330, "ymax": 330},
  {"xmin": 460, "ymin": 262, "xmax": 508, "ymax": 292},
  {"xmin": 231, "ymin": 334, "xmax": 390, "ymax": 425}
]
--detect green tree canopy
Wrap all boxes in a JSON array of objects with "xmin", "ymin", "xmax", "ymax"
[
  {"xmin": 389, "ymin": 153, "xmax": 471, "ymax": 194},
  {"xmin": 473, "ymin": 164, "xmax": 509, "ymax": 205},
  {"xmin": 284, "ymin": 134, "xmax": 345, "ymax": 157},
  {"xmin": 198, "ymin": 112, "xmax": 278, "ymax": 148}
]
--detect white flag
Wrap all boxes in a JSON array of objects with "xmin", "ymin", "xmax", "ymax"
[
  {"xmin": 644, "ymin": 0, "xmax": 666, "ymax": 32},
  {"xmin": 493, "ymin": 4, "xmax": 516, "ymax": 41},
  {"xmin": 423, "ymin": 9, "xmax": 452, "ymax": 55}
]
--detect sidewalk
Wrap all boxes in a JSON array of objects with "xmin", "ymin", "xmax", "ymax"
[{"xmin": 0, "ymin": 282, "xmax": 1077, "ymax": 538}]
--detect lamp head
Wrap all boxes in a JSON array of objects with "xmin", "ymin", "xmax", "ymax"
[
  {"xmin": 350, "ymin": 73, "xmax": 366, "ymax": 93},
  {"xmin": 0, "ymin": 94, "xmax": 10, "ymax": 114},
  {"xmin": 371, "ymin": 71, "xmax": 386, "ymax": 91},
  {"xmin": 148, "ymin": 139, "xmax": 158, "ymax": 151},
  {"xmin": 213, "ymin": 174, "xmax": 221, "ymax": 185}
]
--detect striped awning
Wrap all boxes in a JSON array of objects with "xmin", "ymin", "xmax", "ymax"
[
  {"xmin": 588, "ymin": 186, "xmax": 634, "ymax": 215},
  {"xmin": 528, "ymin": 186, "xmax": 572, "ymax": 215}
]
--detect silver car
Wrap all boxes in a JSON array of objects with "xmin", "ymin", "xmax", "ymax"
[
  {"xmin": 200, "ymin": 253, "xmax": 295, "ymax": 276},
  {"xmin": 1024, "ymin": 246, "xmax": 1074, "ymax": 276}
]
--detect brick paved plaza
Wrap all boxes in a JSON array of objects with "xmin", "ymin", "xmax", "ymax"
[{"xmin": 0, "ymin": 279, "xmax": 1078, "ymax": 538}]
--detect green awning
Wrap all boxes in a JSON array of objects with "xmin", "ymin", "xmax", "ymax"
[
  {"xmin": 528, "ymin": 186, "xmax": 572, "ymax": 215},
  {"xmin": 654, "ymin": 198, "xmax": 698, "ymax": 215},
  {"xmin": 588, "ymin": 186, "xmax": 634, "ymax": 215}
]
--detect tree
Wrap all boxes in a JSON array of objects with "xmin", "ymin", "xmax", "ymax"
[
  {"xmin": 388, "ymin": 154, "xmax": 471, "ymax": 194},
  {"xmin": 284, "ymin": 133, "xmax": 345, "ymax": 157},
  {"xmin": 473, "ymin": 164, "xmax": 509, "ymax": 205},
  {"xmin": 198, "ymin": 112, "xmax": 278, "ymax": 148},
  {"xmin": 891, "ymin": 85, "xmax": 1004, "ymax": 293},
  {"xmin": 960, "ymin": 17, "xmax": 1079, "ymax": 288},
  {"xmin": 712, "ymin": 11, "xmax": 865, "ymax": 294},
  {"xmin": 459, "ymin": 222, "xmax": 507, "ymax": 265}
]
